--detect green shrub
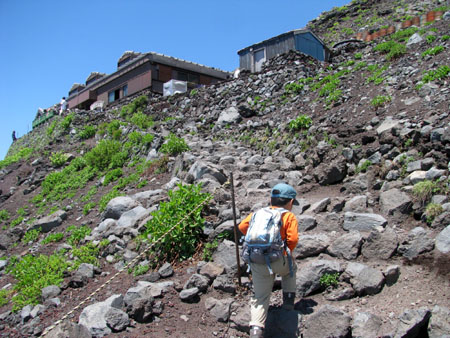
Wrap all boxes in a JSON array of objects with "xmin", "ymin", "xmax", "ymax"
[
  {"xmin": 442, "ymin": 35, "xmax": 450, "ymax": 41},
  {"xmin": 190, "ymin": 89, "xmax": 198, "ymax": 97},
  {"xmin": 34, "ymin": 162, "xmax": 97, "ymax": 207},
  {"xmin": 0, "ymin": 289, "xmax": 10, "ymax": 307},
  {"xmin": 141, "ymin": 183, "xmax": 210, "ymax": 261},
  {"xmin": 103, "ymin": 168, "xmax": 123, "ymax": 186},
  {"xmin": 85, "ymin": 139, "xmax": 127, "ymax": 170},
  {"xmin": 288, "ymin": 114, "xmax": 313, "ymax": 131},
  {"xmin": 159, "ymin": 133, "xmax": 190, "ymax": 155},
  {"xmin": 354, "ymin": 52, "xmax": 363, "ymax": 60},
  {"xmin": 22, "ymin": 228, "xmax": 41, "ymax": 244},
  {"xmin": 390, "ymin": 27, "xmax": 418, "ymax": 41},
  {"xmin": 0, "ymin": 147, "xmax": 33, "ymax": 170},
  {"xmin": 71, "ymin": 243, "xmax": 99, "ymax": 269},
  {"xmin": 202, "ymin": 239, "xmax": 219, "ymax": 261},
  {"xmin": 130, "ymin": 112, "xmax": 153, "ymax": 130},
  {"xmin": 356, "ymin": 160, "xmax": 372, "ymax": 173},
  {"xmin": 371, "ymin": 95, "xmax": 391, "ymax": 108},
  {"xmin": 83, "ymin": 202, "xmax": 96, "ymax": 215},
  {"xmin": 132, "ymin": 264, "xmax": 150, "ymax": 276},
  {"xmin": 320, "ymin": 272, "xmax": 340, "ymax": 288},
  {"xmin": 120, "ymin": 95, "xmax": 148, "ymax": 117},
  {"xmin": 60, "ymin": 113, "xmax": 74, "ymax": 131},
  {"xmin": 0, "ymin": 210, "xmax": 10, "ymax": 222},
  {"xmin": 7, "ymin": 253, "xmax": 68, "ymax": 311},
  {"xmin": 46, "ymin": 121, "xmax": 58, "ymax": 138},
  {"xmin": 426, "ymin": 35, "xmax": 437, "ymax": 44},
  {"xmin": 417, "ymin": 65, "xmax": 450, "ymax": 89},
  {"xmin": 42, "ymin": 233, "xmax": 64, "ymax": 244},
  {"xmin": 66, "ymin": 225, "xmax": 92, "ymax": 246},
  {"xmin": 78, "ymin": 125, "xmax": 96, "ymax": 139},
  {"xmin": 374, "ymin": 40, "xmax": 406, "ymax": 60},
  {"xmin": 70, "ymin": 157, "xmax": 87, "ymax": 171},
  {"xmin": 412, "ymin": 180, "xmax": 439, "ymax": 204},
  {"xmin": 424, "ymin": 203, "xmax": 443, "ymax": 224},
  {"xmin": 142, "ymin": 133, "xmax": 154, "ymax": 147},
  {"xmin": 128, "ymin": 131, "xmax": 143, "ymax": 145},
  {"xmin": 422, "ymin": 46, "xmax": 445, "ymax": 58},
  {"xmin": 50, "ymin": 151, "xmax": 68, "ymax": 167}
]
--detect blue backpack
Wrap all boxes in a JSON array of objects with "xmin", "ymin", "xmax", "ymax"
[{"xmin": 242, "ymin": 207, "xmax": 289, "ymax": 275}]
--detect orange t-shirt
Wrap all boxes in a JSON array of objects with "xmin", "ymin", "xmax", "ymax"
[{"xmin": 238, "ymin": 206, "xmax": 299, "ymax": 252}]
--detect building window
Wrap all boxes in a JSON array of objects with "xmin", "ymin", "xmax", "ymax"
[
  {"xmin": 174, "ymin": 70, "xmax": 199, "ymax": 84},
  {"xmin": 122, "ymin": 84, "xmax": 128, "ymax": 97},
  {"xmin": 108, "ymin": 88, "xmax": 121, "ymax": 103}
]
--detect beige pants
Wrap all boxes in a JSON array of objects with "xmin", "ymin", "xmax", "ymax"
[{"xmin": 249, "ymin": 256, "xmax": 297, "ymax": 328}]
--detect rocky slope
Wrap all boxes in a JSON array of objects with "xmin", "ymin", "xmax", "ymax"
[{"xmin": 1, "ymin": 0, "xmax": 450, "ymax": 337}]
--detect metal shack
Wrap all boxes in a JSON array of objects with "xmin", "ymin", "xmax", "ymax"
[{"xmin": 237, "ymin": 29, "xmax": 330, "ymax": 72}]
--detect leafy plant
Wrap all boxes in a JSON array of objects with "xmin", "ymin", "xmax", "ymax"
[
  {"xmin": 159, "ymin": 133, "xmax": 190, "ymax": 155},
  {"xmin": 0, "ymin": 289, "xmax": 10, "ymax": 307},
  {"xmin": 130, "ymin": 112, "xmax": 153, "ymax": 130},
  {"xmin": 83, "ymin": 202, "xmax": 96, "ymax": 215},
  {"xmin": 412, "ymin": 180, "xmax": 440, "ymax": 204},
  {"xmin": 354, "ymin": 52, "xmax": 363, "ymax": 60},
  {"xmin": 71, "ymin": 243, "xmax": 99, "ymax": 269},
  {"xmin": 371, "ymin": 95, "xmax": 391, "ymax": 109},
  {"xmin": 103, "ymin": 168, "xmax": 123, "ymax": 186},
  {"xmin": 288, "ymin": 114, "xmax": 312, "ymax": 131},
  {"xmin": 320, "ymin": 272, "xmax": 340, "ymax": 288},
  {"xmin": 416, "ymin": 65, "xmax": 450, "ymax": 89},
  {"xmin": 60, "ymin": 113, "xmax": 74, "ymax": 131},
  {"xmin": 132, "ymin": 264, "xmax": 150, "ymax": 276},
  {"xmin": 49, "ymin": 151, "xmax": 69, "ymax": 167},
  {"xmin": 85, "ymin": 139, "xmax": 127, "ymax": 170},
  {"xmin": 121, "ymin": 95, "xmax": 148, "ymax": 117},
  {"xmin": 190, "ymin": 89, "xmax": 198, "ymax": 97},
  {"xmin": 7, "ymin": 253, "xmax": 68, "ymax": 311},
  {"xmin": 424, "ymin": 203, "xmax": 443, "ymax": 224},
  {"xmin": 0, "ymin": 147, "xmax": 33, "ymax": 170},
  {"xmin": 422, "ymin": 46, "xmax": 445, "ymax": 58},
  {"xmin": 356, "ymin": 160, "xmax": 372, "ymax": 173},
  {"xmin": 426, "ymin": 35, "xmax": 437, "ymax": 44},
  {"xmin": 78, "ymin": 125, "xmax": 96, "ymax": 139},
  {"xmin": 22, "ymin": 228, "xmax": 41, "ymax": 244},
  {"xmin": 141, "ymin": 183, "xmax": 210, "ymax": 262},
  {"xmin": 66, "ymin": 225, "xmax": 92, "ymax": 246},
  {"xmin": 202, "ymin": 239, "xmax": 219, "ymax": 261},
  {"xmin": 373, "ymin": 40, "xmax": 406, "ymax": 60},
  {"xmin": 0, "ymin": 210, "xmax": 10, "ymax": 222},
  {"xmin": 42, "ymin": 233, "xmax": 64, "ymax": 244}
]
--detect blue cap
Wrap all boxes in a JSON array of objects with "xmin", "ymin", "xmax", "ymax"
[{"xmin": 271, "ymin": 183, "xmax": 299, "ymax": 205}]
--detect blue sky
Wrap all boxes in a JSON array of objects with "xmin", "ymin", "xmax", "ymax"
[{"xmin": 0, "ymin": 0, "xmax": 349, "ymax": 160}]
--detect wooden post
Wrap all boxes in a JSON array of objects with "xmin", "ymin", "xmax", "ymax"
[{"xmin": 230, "ymin": 173, "xmax": 242, "ymax": 286}]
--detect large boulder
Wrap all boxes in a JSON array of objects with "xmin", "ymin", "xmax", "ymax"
[
  {"xmin": 303, "ymin": 305, "xmax": 351, "ymax": 338},
  {"xmin": 78, "ymin": 294, "xmax": 124, "ymax": 337}
]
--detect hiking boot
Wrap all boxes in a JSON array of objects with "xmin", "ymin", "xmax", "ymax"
[
  {"xmin": 282, "ymin": 292, "xmax": 295, "ymax": 310},
  {"xmin": 249, "ymin": 326, "xmax": 264, "ymax": 338}
]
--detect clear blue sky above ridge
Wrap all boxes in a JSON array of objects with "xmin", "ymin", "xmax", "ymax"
[{"xmin": 0, "ymin": 0, "xmax": 349, "ymax": 160}]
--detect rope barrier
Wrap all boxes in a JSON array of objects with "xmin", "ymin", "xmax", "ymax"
[{"xmin": 41, "ymin": 182, "xmax": 227, "ymax": 337}]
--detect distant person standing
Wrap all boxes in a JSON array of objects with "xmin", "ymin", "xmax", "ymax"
[
  {"xmin": 60, "ymin": 97, "xmax": 68, "ymax": 115},
  {"xmin": 12, "ymin": 130, "xmax": 17, "ymax": 142}
]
